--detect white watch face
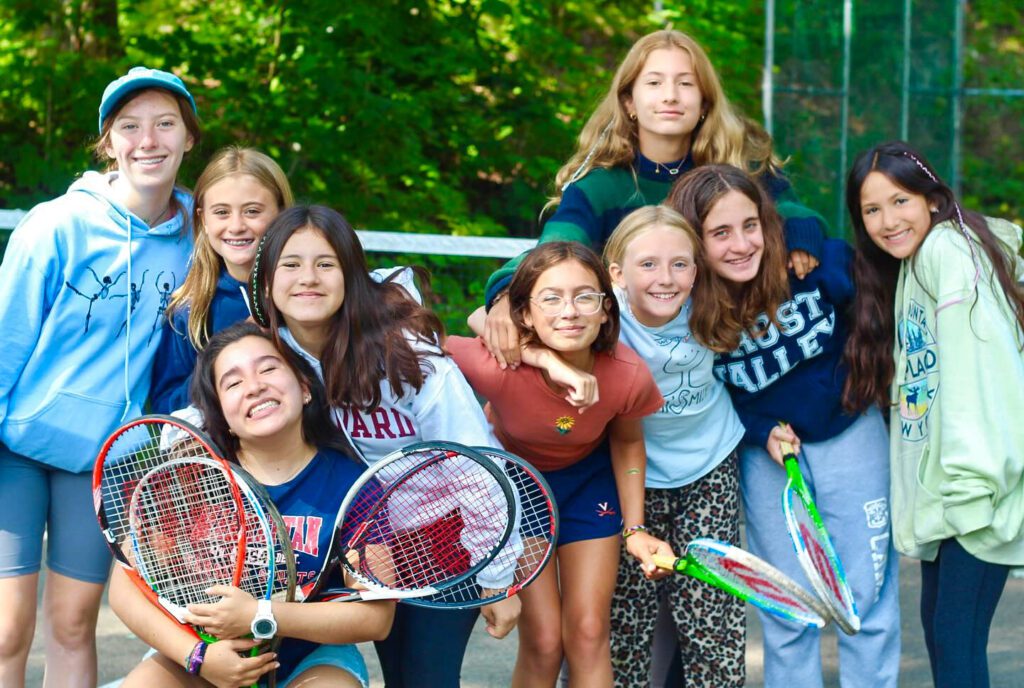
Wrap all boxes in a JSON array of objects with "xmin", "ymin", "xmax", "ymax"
[
  {"xmin": 252, "ymin": 616, "xmax": 277, "ymax": 639},
  {"xmin": 251, "ymin": 600, "xmax": 276, "ymax": 639}
]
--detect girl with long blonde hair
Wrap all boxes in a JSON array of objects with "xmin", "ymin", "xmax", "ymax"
[
  {"xmin": 481, "ymin": 28, "xmax": 828, "ymax": 367},
  {"xmin": 151, "ymin": 146, "xmax": 293, "ymax": 413},
  {"xmin": 602, "ymin": 205, "xmax": 747, "ymax": 686}
]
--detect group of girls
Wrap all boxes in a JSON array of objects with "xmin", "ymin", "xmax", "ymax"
[
  {"xmin": 480, "ymin": 28, "xmax": 901, "ymax": 688},
  {"xmin": 474, "ymin": 26, "xmax": 1022, "ymax": 688},
  {"xmin": 0, "ymin": 25, "xmax": 1021, "ymax": 688}
]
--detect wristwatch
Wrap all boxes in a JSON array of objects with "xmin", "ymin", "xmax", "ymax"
[{"xmin": 250, "ymin": 599, "xmax": 277, "ymax": 640}]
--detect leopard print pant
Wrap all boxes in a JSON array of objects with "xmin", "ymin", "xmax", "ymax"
[{"xmin": 610, "ymin": 454, "xmax": 745, "ymax": 687}]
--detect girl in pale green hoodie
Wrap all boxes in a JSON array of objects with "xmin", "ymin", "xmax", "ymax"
[{"xmin": 843, "ymin": 140, "xmax": 1024, "ymax": 688}]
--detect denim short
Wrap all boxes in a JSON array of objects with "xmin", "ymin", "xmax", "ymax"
[
  {"xmin": 0, "ymin": 446, "xmax": 111, "ymax": 583},
  {"xmin": 279, "ymin": 643, "xmax": 369, "ymax": 687}
]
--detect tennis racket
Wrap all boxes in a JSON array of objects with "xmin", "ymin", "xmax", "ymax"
[
  {"xmin": 653, "ymin": 538, "xmax": 829, "ymax": 628},
  {"xmin": 405, "ymin": 446, "xmax": 558, "ymax": 609},
  {"xmin": 779, "ymin": 436, "xmax": 861, "ymax": 635},
  {"xmin": 128, "ymin": 457, "xmax": 277, "ymax": 624},
  {"xmin": 93, "ymin": 416, "xmax": 293, "ymax": 686},
  {"xmin": 301, "ymin": 441, "xmax": 518, "ymax": 605},
  {"xmin": 93, "ymin": 415, "xmax": 243, "ymax": 632},
  {"xmin": 129, "ymin": 456, "xmax": 295, "ymax": 688}
]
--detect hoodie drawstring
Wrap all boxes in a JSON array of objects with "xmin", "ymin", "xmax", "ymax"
[{"xmin": 121, "ymin": 215, "xmax": 133, "ymax": 421}]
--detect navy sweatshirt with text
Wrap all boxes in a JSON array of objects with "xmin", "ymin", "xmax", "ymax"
[{"xmin": 713, "ymin": 239, "xmax": 858, "ymax": 449}]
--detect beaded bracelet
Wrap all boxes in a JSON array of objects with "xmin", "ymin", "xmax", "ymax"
[
  {"xmin": 185, "ymin": 640, "xmax": 208, "ymax": 676},
  {"xmin": 621, "ymin": 524, "xmax": 648, "ymax": 541}
]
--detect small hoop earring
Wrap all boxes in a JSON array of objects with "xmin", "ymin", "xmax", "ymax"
[
  {"xmin": 629, "ymin": 112, "xmax": 637, "ymax": 121},
  {"xmin": 303, "ymin": 394, "xmax": 312, "ymax": 405}
]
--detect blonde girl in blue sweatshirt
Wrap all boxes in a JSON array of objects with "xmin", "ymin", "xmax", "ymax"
[
  {"xmin": 0, "ymin": 67, "xmax": 200, "ymax": 685},
  {"xmin": 150, "ymin": 146, "xmax": 293, "ymax": 413},
  {"xmin": 845, "ymin": 141, "xmax": 1024, "ymax": 687}
]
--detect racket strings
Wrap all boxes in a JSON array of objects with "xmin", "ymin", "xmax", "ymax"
[
  {"xmin": 508, "ymin": 463, "xmax": 556, "ymax": 584},
  {"xmin": 416, "ymin": 456, "xmax": 556, "ymax": 606},
  {"xmin": 130, "ymin": 462, "xmax": 247, "ymax": 607},
  {"xmin": 786, "ymin": 494, "xmax": 859, "ymax": 625},
  {"xmin": 340, "ymin": 451, "xmax": 511, "ymax": 593},
  {"xmin": 686, "ymin": 541, "xmax": 820, "ymax": 621},
  {"xmin": 100, "ymin": 423, "xmax": 210, "ymax": 551}
]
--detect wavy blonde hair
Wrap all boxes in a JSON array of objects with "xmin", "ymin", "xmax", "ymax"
[
  {"xmin": 167, "ymin": 146, "xmax": 293, "ymax": 349},
  {"xmin": 551, "ymin": 29, "xmax": 779, "ymax": 206},
  {"xmin": 603, "ymin": 204, "xmax": 701, "ymax": 268}
]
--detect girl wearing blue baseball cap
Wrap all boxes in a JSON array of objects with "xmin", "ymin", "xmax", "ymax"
[{"xmin": 0, "ymin": 66, "xmax": 200, "ymax": 684}]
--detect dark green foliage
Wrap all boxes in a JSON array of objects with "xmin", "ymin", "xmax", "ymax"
[
  {"xmin": 1, "ymin": 0, "xmax": 1020, "ymax": 312},
  {"xmin": 0, "ymin": 0, "xmax": 770, "ymax": 324}
]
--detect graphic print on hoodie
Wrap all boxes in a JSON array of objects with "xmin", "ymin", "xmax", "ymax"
[{"xmin": 0, "ymin": 171, "xmax": 192, "ymax": 471}]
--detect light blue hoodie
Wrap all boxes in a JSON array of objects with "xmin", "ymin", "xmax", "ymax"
[{"xmin": 0, "ymin": 171, "xmax": 192, "ymax": 472}]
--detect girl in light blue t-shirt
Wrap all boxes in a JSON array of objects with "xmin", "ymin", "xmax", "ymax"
[{"xmin": 603, "ymin": 205, "xmax": 745, "ymax": 686}]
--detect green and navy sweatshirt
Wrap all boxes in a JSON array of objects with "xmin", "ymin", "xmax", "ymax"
[{"xmin": 484, "ymin": 152, "xmax": 827, "ymax": 306}]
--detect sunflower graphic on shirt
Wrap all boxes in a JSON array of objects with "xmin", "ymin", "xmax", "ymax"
[{"xmin": 554, "ymin": 416, "xmax": 575, "ymax": 435}]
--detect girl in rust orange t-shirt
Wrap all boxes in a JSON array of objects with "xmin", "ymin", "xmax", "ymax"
[{"xmin": 447, "ymin": 241, "xmax": 669, "ymax": 688}]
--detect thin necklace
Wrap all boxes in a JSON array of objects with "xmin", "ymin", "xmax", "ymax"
[
  {"xmin": 240, "ymin": 447, "xmax": 315, "ymax": 485},
  {"xmin": 146, "ymin": 204, "xmax": 171, "ymax": 227},
  {"xmin": 653, "ymin": 158, "xmax": 686, "ymax": 176}
]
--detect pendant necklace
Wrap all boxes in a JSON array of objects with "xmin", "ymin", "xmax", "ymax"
[{"xmin": 654, "ymin": 159, "xmax": 686, "ymax": 176}]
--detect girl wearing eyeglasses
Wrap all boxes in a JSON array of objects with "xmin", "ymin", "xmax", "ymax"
[{"xmin": 446, "ymin": 241, "xmax": 671, "ymax": 687}]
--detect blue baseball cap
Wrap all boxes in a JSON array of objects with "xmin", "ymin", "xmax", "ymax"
[{"xmin": 98, "ymin": 66, "xmax": 197, "ymax": 132}]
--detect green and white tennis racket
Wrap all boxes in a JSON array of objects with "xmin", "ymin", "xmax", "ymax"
[
  {"xmin": 780, "ymin": 434, "xmax": 861, "ymax": 635},
  {"xmin": 653, "ymin": 538, "xmax": 829, "ymax": 628}
]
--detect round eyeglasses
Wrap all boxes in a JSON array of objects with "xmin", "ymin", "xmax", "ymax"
[{"xmin": 530, "ymin": 292, "xmax": 606, "ymax": 316}]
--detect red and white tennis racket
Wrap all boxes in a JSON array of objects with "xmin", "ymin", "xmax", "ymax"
[
  {"xmin": 301, "ymin": 441, "xmax": 518, "ymax": 605},
  {"xmin": 93, "ymin": 414, "xmax": 295, "ymax": 688}
]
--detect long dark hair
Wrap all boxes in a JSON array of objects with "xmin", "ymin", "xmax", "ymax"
[
  {"xmin": 665, "ymin": 164, "xmax": 790, "ymax": 352},
  {"xmin": 843, "ymin": 140, "xmax": 1024, "ymax": 412},
  {"xmin": 249, "ymin": 205, "xmax": 444, "ymax": 411},
  {"xmin": 508, "ymin": 241, "xmax": 620, "ymax": 353},
  {"xmin": 191, "ymin": 321, "xmax": 355, "ymax": 462}
]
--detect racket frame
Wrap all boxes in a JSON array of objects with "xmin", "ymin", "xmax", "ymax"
[
  {"xmin": 653, "ymin": 538, "xmax": 829, "ymax": 628},
  {"xmin": 301, "ymin": 441, "xmax": 517, "ymax": 604},
  {"xmin": 780, "ymin": 442, "xmax": 861, "ymax": 635}
]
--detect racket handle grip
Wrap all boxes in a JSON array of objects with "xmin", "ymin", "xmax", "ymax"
[
  {"xmin": 777, "ymin": 422, "xmax": 797, "ymax": 458},
  {"xmin": 651, "ymin": 554, "xmax": 684, "ymax": 573}
]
